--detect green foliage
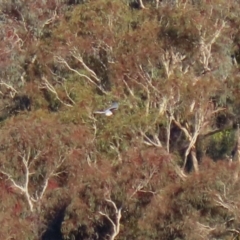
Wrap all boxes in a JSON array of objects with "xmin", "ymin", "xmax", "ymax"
[{"xmin": 207, "ymin": 130, "xmax": 235, "ymax": 160}]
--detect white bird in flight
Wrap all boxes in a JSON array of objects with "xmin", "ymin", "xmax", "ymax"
[{"xmin": 94, "ymin": 102, "xmax": 119, "ymax": 116}]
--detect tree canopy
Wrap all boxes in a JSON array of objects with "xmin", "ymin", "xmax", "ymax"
[{"xmin": 1, "ymin": 0, "xmax": 240, "ymax": 239}]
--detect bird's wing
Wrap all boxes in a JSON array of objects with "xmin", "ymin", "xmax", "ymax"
[
  {"xmin": 94, "ymin": 110, "xmax": 106, "ymax": 114},
  {"xmin": 108, "ymin": 102, "xmax": 119, "ymax": 111}
]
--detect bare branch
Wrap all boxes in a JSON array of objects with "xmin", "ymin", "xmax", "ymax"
[
  {"xmin": 195, "ymin": 221, "xmax": 216, "ymax": 238},
  {"xmin": 38, "ymin": 155, "xmax": 66, "ymax": 200},
  {"xmin": 198, "ymin": 20, "xmax": 227, "ymax": 72},
  {"xmin": 122, "ymin": 78, "xmax": 136, "ymax": 98},
  {"xmin": 99, "ymin": 195, "xmax": 122, "ymax": 240},
  {"xmin": 55, "ymin": 56, "xmax": 98, "ymax": 84},
  {"xmin": 140, "ymin": 129, "xmax": 162, "ymax": 148},
  {"xmin": 0, "ymin": 148, "xmax": 40, "ymax": 212},
  {"xmin": 42, "ymin": 8, "xmax": 57, "ymax": 29},
  {"xmin": 40, "ymin": 76, "xmax": 74, "ymax": 107},
  {"xmin": 138, "ymin": 0, "xmax": 146, "ymax": 9},
  {"xmin": 70, "ymin": 48, "xmax": 101, "ymax": 83},
  {"xmin": 63, "ymin": 84, "xmax": 76, "ymax": 105},
  {"xmin": 0, "ymin": 81, "xmax": 18, "ymax": 98},
  {"xmin": 160, "ymin": 48, "xmax": 188, "ymax": 79},
  {"xmin": 0, "ymin": 170, "xmax": 25, "ymax": 193},
  {"xmin": 110, "ymin": 139, "xmax": 123, "ymax": 163},
  {"xmin": 214, "ymin": 193, "xmax": 235, "ymax": 212},
  {"xmin": 129, "ymin": 168, "xmax": 157, "ymax": 199},
  {"xmin": 172, "ymin": 118, "xmax": 192, "ymax": 141},
  {"xmin": 0, "ymin": 148, "xmax": 66, "ymax": 212},
  {"xmin": 55, "ymin": 55, "xmax": 108, "ymax": 95}
]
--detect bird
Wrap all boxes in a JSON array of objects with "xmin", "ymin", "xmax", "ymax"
[{"xmin": 94, "ymin": 102, "xmax": 119, "ymax": 116}]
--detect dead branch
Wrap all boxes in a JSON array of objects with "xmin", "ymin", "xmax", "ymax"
[
  {"xmin": 171, "ymin": 99, "xmax": 219, "ymax": 172},
  {"xmin": 214, "ymin": 193, "xmax": 235, "ymax": 212},
  {"xmin": 99, "ymin": 194, "xmax": 122, "ymax": 240},
  {"xmin": 138, "ymin": 0, "xmax": 146, "ymax": 9},
  {"xmin": 70, "ymin": 49, "xmax": 101, "ymax": 83},
  {"xmin": 198, "ymin": 20, "xmax": 226, "ymax": 72},
  {"xmin": 36, "ymin": 155, "xmax": 66, "ymax": 201},
  {"xmin": 41, "ymin": 7, "xmax": 57, "ymax": 29},
  {"xmin": 129, "ymin": 168, "xmax": 157, "ymax": 199},
  {"xmin": 0, "ymin": 148, "xmax": 67, "ymax": 212},
  {"xmin": 110, "ymin": 139, "xmax": 123, "ymax": 163},
  {"xmin": 122, "ymin": 77, "xmax": 136, "ymax": 98},
  {"xmin": 165, "ymin": 88, "xmax": 181, "ymax": 153},
  {"xmin": 19, "ymin": 11, "xmax": 28, "ymax": 32},
  {"xmin": 140, "ymin": 129, "xmax": 162, "ymax": 148},
  {"xmin": 0, "ymin": 81, "xmax": 18, "ymax": 98},
  {"xmin": 9, "ymin": 28, "xmax": 24, "ymax": 51},
  {"xmin": 55, "ymin": 56, "xmax": 98, "ymax": 85},
  {"xmin": 40, "ymin": 76, "xmax": 74, "ymax": 107},
  {"xmin": 160, "ymin": 48, "xmax": 188, "ymax": 79},
  {"xmin": 195, "ymin": 221, "xmax": 216, "ymax": 238},
  {"xmin": 55, "ymin": 55, "xmax": 108, "ymax": 95},
  {"xmin": 0, "ymin": 148, "xmax": 41, "ymax": 212},
  {"xmin": 87, "ymin": 109, "xmax": 98, "ymax": 143}
]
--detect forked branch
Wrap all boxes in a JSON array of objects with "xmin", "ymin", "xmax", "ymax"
[
  {"xmin": 40, "ymin": 76, "xmax": 74, "ymax": 107},
  {"xmin": 0, "ymin": 81, "xmax": 18, "ymax": 98},
  {"xmin": 0, "ymin": 148, "xmax": 66, "ymax": 212},
  {"xmin": 0, "ymin": 148, "xmax": 41, "ymax": 212},
  {"xmin": 55, "ymin": 55, "xmax": 108, "ymax": 94},
  {"xmin": 99, "ymin": 194, "xmax": 122, "ymax": 240}
]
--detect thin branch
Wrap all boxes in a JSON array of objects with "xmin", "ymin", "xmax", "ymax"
[
  {"xmin": 0, "ymin": 148, "xmax": 40, "ymax": 212},
  {"xmin": 55, "ymin": 55, "xmax": 108, "ymax": 95},
  {"xmin": 0, "ymin": 148, "xmax": 66, "ymax": 212},
  {"xmin": 140, "ymin": 129, "xmax": 162, "ymax": 148},
  {"xmin": 71, "ymin": 49, "xmax": 101, "ymax": 83},
  {"xmin": 122, "ymin": 78, "xmax": 135, "ymax": 97},
  {"xmin": 129, "ymin": 168, "xmax": 157, "ymax": 199},
  {"xmin": 110, "ymin": 139, "xmax": 122, "ymax": 163},
  {"xmin": 0, "ymin": 170, "xmax": 25, "ymax": 193},
  {"xmin": 55, "ymin": 56, "xmax": 98, "ymax": 85},
  {"xmin": 0, "ymin": 81, "xmax": 18, "ymax": 98},
  {"xmin": 42, "ymin": 8, "xmax": 57, "ymax": 29},
  {"xmin": 214, "ymin": 193, "xmax": 235, "ymax": 212},
  {"xmin": 40, "ymin": 76, "xmax": 74, "ymax": 107}
]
